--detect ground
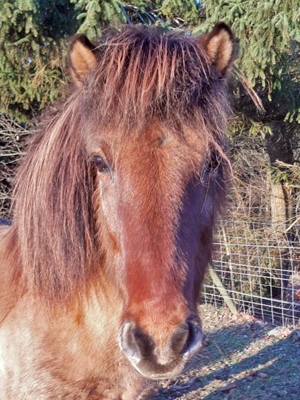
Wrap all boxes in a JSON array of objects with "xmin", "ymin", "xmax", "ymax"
[{"xmin": 155, "ymin": 305, "xmax": 300, "ymax": 400}]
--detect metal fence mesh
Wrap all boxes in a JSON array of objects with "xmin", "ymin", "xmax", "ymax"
[{"xmin": 203, "ymin": 217, "xmax": 300, "ymax": 327}]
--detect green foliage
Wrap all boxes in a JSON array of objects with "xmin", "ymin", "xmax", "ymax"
[
  {"xmin": 124, "ymin": 0, "xmax": 200, "ymax": 27},
  {"xmin": 0, "ymin": 0, "xmax": 203, "ymax": 121},
  {"xmin": 0, "ymin": 0, "xmax": 80, "ymax": 121},
  {"xmin": 0, "ymin": 0, "xmax": 128, "ymax": 121},
  {"xmin": 230, "ymin": 116, "xmax": 273, "ymax": 140},
  {"xmin": 160, "ymin": 0, "xmax": 199, "ymax": 25},
  {"xmin": 270, "ymin": 163, "xmax": 300, "ymax": 186},
  {"xmin": 195, "ymin": 0, "xmax": 300, "ymax": 133},
  {"xmin": 196, "ymin": 0, "xmax": 300, "ymax": 86},
  {"xmin": 71, "ymin": 0, "xmax": 126, "ymax": 38}
]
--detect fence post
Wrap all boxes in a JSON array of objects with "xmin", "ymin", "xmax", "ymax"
[{"xmin": 208, "ymin": 264, "xmax": 238, "ymax": 315}]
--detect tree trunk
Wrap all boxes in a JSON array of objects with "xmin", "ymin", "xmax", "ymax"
[
  {"xmin": 270, "ymin": 180, "xmax": 287, "ymax": 228},
  {"xmin": 265, "ymin": 121, "xmax": 294, "ymax": 231},
  {"xmin": 265, "ymin": 121, "xmax": 294, "ymax": 292}
]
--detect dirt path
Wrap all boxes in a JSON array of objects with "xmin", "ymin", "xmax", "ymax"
[{"xmin": 155, "ymin": 305, "xmax": 300, "ymax": 400}]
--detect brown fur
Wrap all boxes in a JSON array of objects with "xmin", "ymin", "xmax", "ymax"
[{"xmin": 0, "ymin": 25, "xmax": 235, "ymax": 399}]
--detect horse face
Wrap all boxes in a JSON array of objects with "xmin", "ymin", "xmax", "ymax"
[
  {"xmin": 67, "ymin": 23, "xmax": 235, "ymax": 380},
  {"xmin": 88, "ymin": 122, "xmax": 223, "ymax": 379}
]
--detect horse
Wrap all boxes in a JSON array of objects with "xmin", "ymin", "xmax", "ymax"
[{"xmin": 0, "ymin": 23, "xmax": 235, "ymax": 400}]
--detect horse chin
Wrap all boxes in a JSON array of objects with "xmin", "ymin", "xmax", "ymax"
[
  {"xmin": 126, "ymin": 340, "xmax": 202, "ymax": 381},
  {"xmin": 128, "ymin": 358, "xmax": 187, "ymax": 381}
]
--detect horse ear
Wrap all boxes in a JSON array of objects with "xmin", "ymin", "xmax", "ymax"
[
  {"xmin": 200, "ymin": 23, "xmax": 236, "ymax": 76},
  {"xmin": 68, "ymin": 34, "xmax": 97, "ymax": 86}
]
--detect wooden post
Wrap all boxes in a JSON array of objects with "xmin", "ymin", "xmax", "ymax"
[{"xmin": 208, "ymin": 264, "xmax": 238, "ymax": 314}]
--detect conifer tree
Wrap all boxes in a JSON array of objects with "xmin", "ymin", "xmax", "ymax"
[
  {"xmin": 0, "ymin": 0, "xmax": 125, "ymax": 121},
  {"xmin": 0, "ymin": 0, "xmax": 74, "ymax": 120}
]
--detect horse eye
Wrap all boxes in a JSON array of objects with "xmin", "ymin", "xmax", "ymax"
[{"xmin": 93, "ymin": 155, "xmax": 110, "ymax": 173}]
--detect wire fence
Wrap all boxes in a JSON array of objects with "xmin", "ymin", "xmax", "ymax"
[{"xmin": 203, "ymin": 218, "xmax": 300, "ymax": 327}]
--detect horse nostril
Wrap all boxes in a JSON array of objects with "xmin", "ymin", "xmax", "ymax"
[
  {"xmin": 119, "ymin": 321, "xmax": 154, "ymax": 364},
  {"xmin": 181, "ymin": 321, "xmax": 202, "ymax": 359},
  {"xmin": 171, "ymin": 323, "xmax": 189, "ymax": 354}
]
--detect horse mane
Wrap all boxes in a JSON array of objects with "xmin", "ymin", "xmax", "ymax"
[
  {"xmin": 82, "ymin": 26, "xmax": 231, "ymax": 139},
  {"xmin": 9, "ymin": 96, "xmax": 98, "ymax": 304},
  {"xmin": 8, "ymin": 26, "xmax": 231, "ymax": 303}
]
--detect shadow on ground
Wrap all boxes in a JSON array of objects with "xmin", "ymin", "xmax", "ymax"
[{"xmin": 155, "ymin": 308, "xmax": 300, "ymax": 400}]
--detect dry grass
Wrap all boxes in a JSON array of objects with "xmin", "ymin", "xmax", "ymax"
[{"xmin": 0, "ymin": 115, "xmax": 32, "ymax": 218}]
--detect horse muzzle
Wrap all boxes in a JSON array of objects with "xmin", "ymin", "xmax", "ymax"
[{"xmin": 119, "ymin": 317, "xmax": 202, "ymax": 380}]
